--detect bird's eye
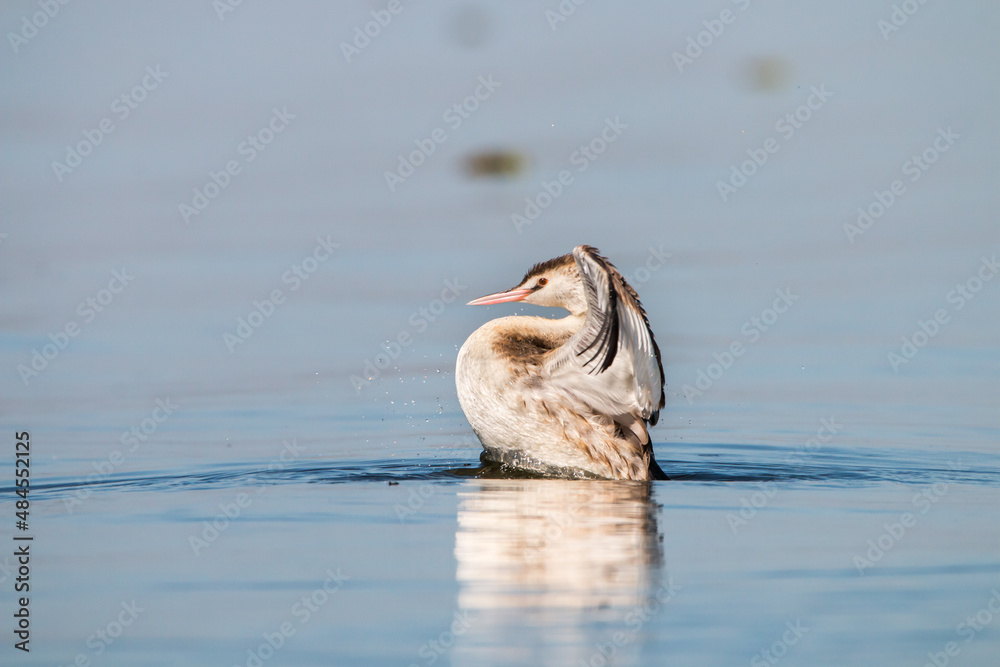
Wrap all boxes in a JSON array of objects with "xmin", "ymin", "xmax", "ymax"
[{"xmin": 537, "ymin": 278, "xmax": 548, "ymax": 287}]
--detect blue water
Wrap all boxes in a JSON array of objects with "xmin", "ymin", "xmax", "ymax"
[
  {"xmin": 7, "ymin": 443, "xmax": 999, "ymax": 666},
  {"xmin": 2, "ymin": 1, "xmax": 999, "ymax": 665}
]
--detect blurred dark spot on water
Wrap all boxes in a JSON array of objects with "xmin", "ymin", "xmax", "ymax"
[
  {"xmin": 448, "ymin": 4, "xmax": 493, "ymax": 49},
  {"xmin": 464, "ymin": 149, "xmax": 530, "ymax": 178},
  {"xmin": 742, "ymin": 55, "xmax": 793, "ymax": 92}
]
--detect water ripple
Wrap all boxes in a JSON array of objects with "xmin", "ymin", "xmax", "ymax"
[{"xmin": 6, "ymin": 443, "xmax": 998, "ymax": 501}]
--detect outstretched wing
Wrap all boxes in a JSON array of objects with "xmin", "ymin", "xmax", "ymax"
[{"xmin": 544, "ymin": 245, "xmax": 664, "ymax": 426}]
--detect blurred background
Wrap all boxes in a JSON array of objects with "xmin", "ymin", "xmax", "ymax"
[
  {"xmin": 1, "ymin": 1, "xmax": 998, "ymax": 666},
  {"xmin": 2, "ymin": 0, "xmax": 997, "ymax": 450}
]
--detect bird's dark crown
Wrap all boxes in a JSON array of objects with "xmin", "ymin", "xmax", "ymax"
[{"xmin": 519, "ymin": 252, "xmax": 577, "ymax": 286}]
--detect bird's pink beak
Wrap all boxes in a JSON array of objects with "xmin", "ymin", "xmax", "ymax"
[{"xmin": 467, "ymin": 288, "xmax": 533, "ymax": 306}]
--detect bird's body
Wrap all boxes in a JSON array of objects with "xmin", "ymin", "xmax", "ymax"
[{"xmin": 456, "ymin": 246, "xmax": 666, "ymax": 481}]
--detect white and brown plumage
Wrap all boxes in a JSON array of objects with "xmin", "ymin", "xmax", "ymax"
[{"xmin": 456, "ymin": 245, "xmax": 667, "ymax": 481}]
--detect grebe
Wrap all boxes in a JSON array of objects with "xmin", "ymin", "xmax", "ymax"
[{"xmin": 456, "ymin": 245, "xmax": 666, "ymax": 481}]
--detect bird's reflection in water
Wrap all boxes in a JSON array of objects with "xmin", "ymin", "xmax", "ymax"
[{"xmin": 452, "ymin": 479, "xmax": 663, "ymax": 666}]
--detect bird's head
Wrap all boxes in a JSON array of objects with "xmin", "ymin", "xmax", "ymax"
[{"xmin": 467, "ymin": 251, "xmax": 587, "ymax": 316}]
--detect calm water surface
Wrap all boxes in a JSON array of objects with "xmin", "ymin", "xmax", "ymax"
[{"xmin": 2, "ymin": 2, "xmax": 999, "ymax": 665}]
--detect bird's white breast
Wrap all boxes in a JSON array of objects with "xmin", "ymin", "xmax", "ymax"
[{"xmin": 456, "ymin": 315, "xmax": 625, "ymax": 477}]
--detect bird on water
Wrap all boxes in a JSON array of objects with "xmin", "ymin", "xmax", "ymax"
[{"xmin": 456, "ymin": 245, "xmax": 667, "ymax": 481}]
